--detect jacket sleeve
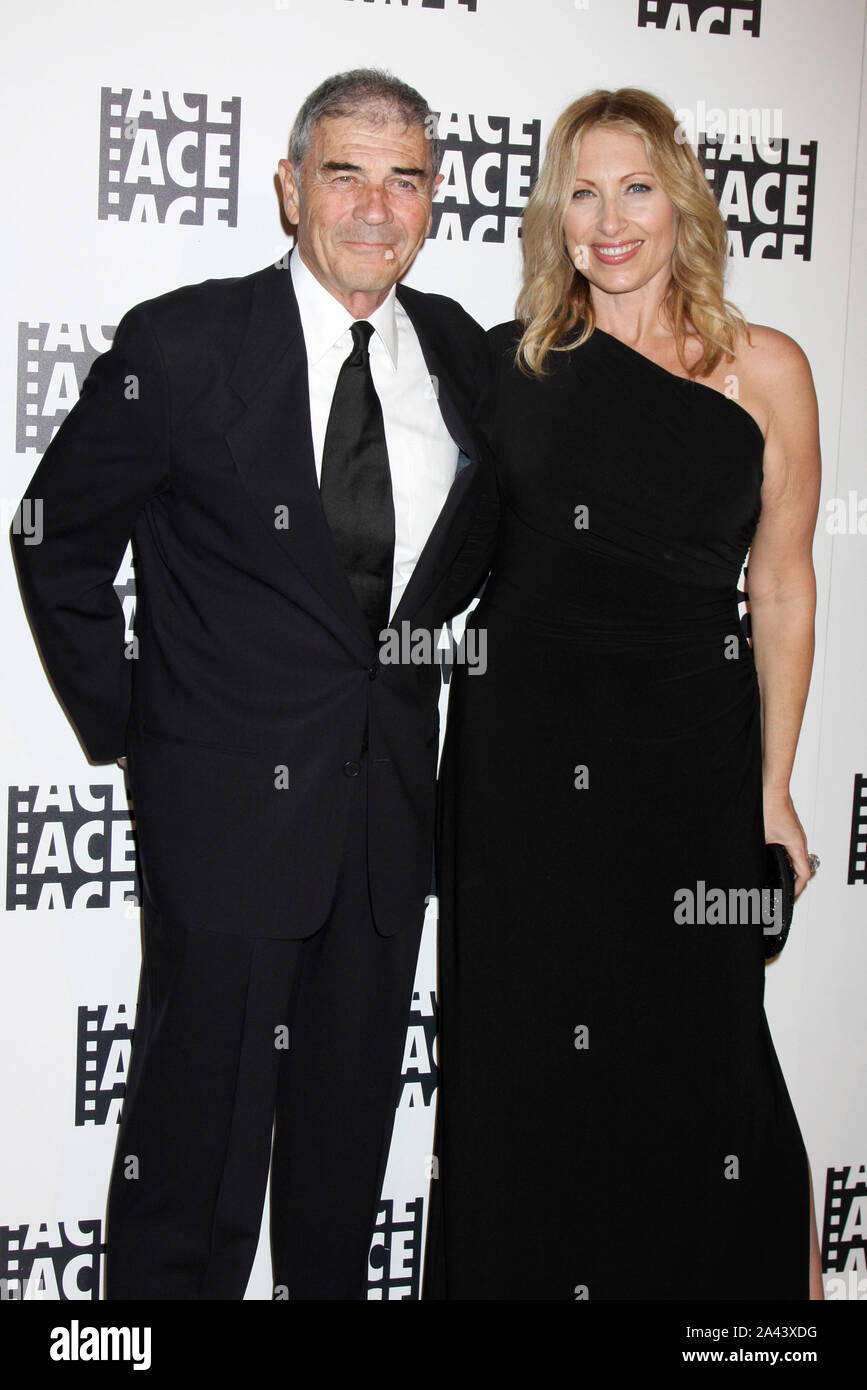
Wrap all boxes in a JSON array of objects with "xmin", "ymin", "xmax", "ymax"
[
  {"xmin": 442, "ymin": 327, "xmax": 501, "ymax": 618},
  {"xmin": 10, "ymin": 302, "xmax": 171, "ymax": 762}
]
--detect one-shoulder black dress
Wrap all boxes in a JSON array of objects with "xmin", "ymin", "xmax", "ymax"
[{"xmin": 423, "ymin": 321, "xmax": 810, "ymax": 1301}]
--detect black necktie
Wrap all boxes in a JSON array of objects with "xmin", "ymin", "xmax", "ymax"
[{"xmin": 320, "ymin": 320, "xmax": 395, "ymax": 644}]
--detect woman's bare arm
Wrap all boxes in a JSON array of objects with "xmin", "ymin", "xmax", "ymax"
[{"xmin": 741, "ymin": 326, "xmax": 821, "ymax": 896}]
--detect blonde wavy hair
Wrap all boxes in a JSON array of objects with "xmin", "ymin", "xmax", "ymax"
[{"xmin": 516, "ymin": 88, "xmax": 749, "ymax": 378}]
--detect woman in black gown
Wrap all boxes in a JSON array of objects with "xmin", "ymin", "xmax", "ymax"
[{"xmin": 423, "ymin": 89, "xmax": 822, "ymax": 1300}]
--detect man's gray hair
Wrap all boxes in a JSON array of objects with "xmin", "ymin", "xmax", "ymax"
[{"xmin": 289, "ymin": 68, "xmax": 442, "ymax": 180}]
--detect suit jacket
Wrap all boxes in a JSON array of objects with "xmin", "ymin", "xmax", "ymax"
[{"xmin": 11, "ymin": 258, "xmax": 498, "ymax": 939}]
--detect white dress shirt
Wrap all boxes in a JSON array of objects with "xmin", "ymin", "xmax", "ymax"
[{"xmin": 290, "ymin": 249, "xmax": 459, "ymax": 620}]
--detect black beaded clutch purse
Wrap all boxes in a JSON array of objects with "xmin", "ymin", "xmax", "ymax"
[{"xmin": 763, "ymin": 843, "xmax": 796, "ymax": 959}]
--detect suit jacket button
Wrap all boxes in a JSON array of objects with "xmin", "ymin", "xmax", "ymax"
[
  {"xmin": 343, "ymin": 760, "xmax": 361, "ymax": 777},
  {"xmin": 368, "ymin": 662, "xmax": 379, "ymax": 680}
]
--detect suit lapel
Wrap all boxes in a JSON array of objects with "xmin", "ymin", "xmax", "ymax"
[{"xmin": 225, "ymin": 262, "xmax": 373, "ymax": 655}]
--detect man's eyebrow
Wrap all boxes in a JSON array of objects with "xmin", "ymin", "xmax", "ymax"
[{"xmin": 319, "ymin": 160, "xmax": 428, "ymax": 179}]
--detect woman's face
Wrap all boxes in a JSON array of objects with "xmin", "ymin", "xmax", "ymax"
[{"xmin": 562, "ymin": 125, "xmax": 678, "ymax": 304}]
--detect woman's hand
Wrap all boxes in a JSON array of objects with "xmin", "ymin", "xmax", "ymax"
[{"xmin": 763, "ymin": 785, "xmax": 813, "ymax": 897}]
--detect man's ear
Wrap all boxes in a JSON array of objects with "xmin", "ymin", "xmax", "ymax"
[
  {"xmin": 425, "ymin": 171, "xmax": 443, "ymax": 234},
  {"xmin": 278, "ymin": 157, "xmax": 302, "ymax": 224}
]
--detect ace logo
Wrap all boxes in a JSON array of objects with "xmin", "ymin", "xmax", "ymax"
[
  {"xmin": 0, "ymin": 1220, "xmax": 104, "ymax": 1301},
  {"xmin": 98, "ymin": 87, "xmax": 241, "ymax": 226},
  {"xmin": 16, "ymin": 321, "xmax": 114, "ymax": 455},
  {"xmin": 699, "ymin": 134, "xmax": 817, "ymax": 260},
  {"xmin": 822, "ymin": 1164, "xmax": 867, "ymax": 1276},
  {"xmin": 430, "ymin": 113, "xmax": 540, "ymax": 243},
  {"xmin": 75, "ymin": 1004, "xmax": 134, "ymax": 1127},
  {"xmin": 6, "ymin": 784, "xmax": 139, "ymax": 912},
  {"xmin": 398, "ymin": 988, "xmax": 438, "ymax": 1110},
  {"xmin": 367, "ymin": 1199, "xmax": 424, "ymax": 1299},
  {"xmin": 638, "ymin": 0, "xmax": 761, "ymax": 35}
]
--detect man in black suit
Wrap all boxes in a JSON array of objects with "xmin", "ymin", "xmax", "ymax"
[{"xmin": 11, "ymin": 68, "xmax": 495, "ymax": 1300}]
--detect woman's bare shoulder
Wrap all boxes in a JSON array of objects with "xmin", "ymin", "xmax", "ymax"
[{"xmin": 736, "ymin": 322, "xmax": 814, "ymax": 382}]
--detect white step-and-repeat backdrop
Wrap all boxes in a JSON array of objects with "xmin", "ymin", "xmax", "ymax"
[{"xmin": 2, "ymin": 0, "xmax": 865, "ymax": 1300}]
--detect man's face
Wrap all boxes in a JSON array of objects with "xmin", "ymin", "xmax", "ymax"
[{"xmin": 278, "ymin": 113, "xmax": 441, "ymax": 314}]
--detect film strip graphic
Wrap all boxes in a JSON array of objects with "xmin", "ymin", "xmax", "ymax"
[
  {"xmin": 97, "ymin": 86, "xmax": 241, "ymax": 226},
  {"xmin": 0, "ymin": 1221, "xmax": 104, "ymax": 1301},
  {"xmin": 822, "ymin": 1165, "xmax": 867, "ymax": 1272},
  {"xmin": 15, "ymin": 321, "xmax": 109, "ymax": 455},
  {"xmin": 6, "ymin": 784, "xmax": 139, "ymax": 912},
  {"xmin": 848, "ymin": 774, "xmax": 867, "ymax": 885},
  {"xmin": 75, "ymin": 1005, "xmax": 135, "ymax": 1127}
]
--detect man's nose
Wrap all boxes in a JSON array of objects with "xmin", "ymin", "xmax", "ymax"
[{"xmin": 354, "ymin": 184, "xmax": 392, "ymax": 222}]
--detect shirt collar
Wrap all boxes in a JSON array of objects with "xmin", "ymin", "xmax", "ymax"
[{"xmin": 290, "ymin": 247, "xmax": 399, "ymax": 371}]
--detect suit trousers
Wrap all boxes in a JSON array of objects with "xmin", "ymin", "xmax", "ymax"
[{"xmin": 104, "ymin": 760, "xmax": 423, "ymax": 1299}]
